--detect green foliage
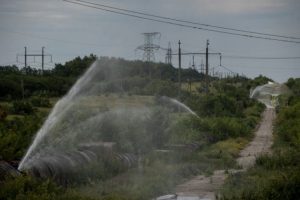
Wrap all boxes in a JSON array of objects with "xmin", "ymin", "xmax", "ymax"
[
  {"xmin": 53, "ymin": 54, "xmax": 97, "ymax": 77},
  {"xmin": 0, "ymin": 105, "xmax": 8, "ymax": 121},
  {"xmin": 0, "ymin": 115, "xmax": 44, "ymax": 160},
  {"xmin": 221, "ymin": 151, "xmax": 300, "ymax": 200},
  {"xmin": 276, "ymin": 101, "xmax": 300, "ymax": 148},
  {"xmin": 0, "ymin": 56, "xmax": 203, "ymax": 100},
  {"xmin": 169, "ymin": 115, "xmax": 251, "ymax": 145},
  {"xmin": 143, "ymin": 80, "xmax": 178, "ymax": 97},
  {"xmin": 188, "ymin": 94, "xmax": 242, "ymax": 117},
  {"xmin": 221, "ymin": 83, "xmax": 300, "ymax": 200},
  {"xmin": 186, "ymin": 77, "xmax": 264, "ymax": 118},
  {"xmin": 204, "ymin": 117, "xmax": 250, "ymax": 142},
  {"xmin": 30, "ymin": 96, "xmax": 51, "ymax": 107},
  {"xmin": 286, "ymin": 77, "xmax": 300, "ymax": 96},
  {"xmin": 250, "ymin": 75, "xmax": 273, "ymax": 87},
  {"xmin": 0, "ymin": 176, "xmax": 94, "ymax": 200},
  {"xmin": 0, "ymin": 78, "xmax": 22, "ymax": 100},
  {"xmin": 11, "ymin": 101, "xmax": 35, "ymax": 115}
]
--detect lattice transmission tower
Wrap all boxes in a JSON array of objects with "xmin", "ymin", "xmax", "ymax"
[
  {"xmin": 136, "ymin": 32, "xmax": 161, "ymax": 62},
  {"xmin": 165, "ymin": 42, "xmax": 172, "ymax": 65}
]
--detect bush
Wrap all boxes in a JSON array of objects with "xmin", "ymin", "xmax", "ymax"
[
  {"xmin": 11, "ymin": 101, "xmax": 35, "ymax": 115},
  {"xmin": 276, "ymin": 102, "xmax": 300, "ymax": 148},
  {"xmin": 221, "ymin": 153, "xmax": 300, "ymax": 200},
  {"xmin": 203, "ymin": 117, "xmax": 250, "ymax": 143},
  {"xmin": 30, "ymin": 96, "xmax": 51, "ymax": 107},
  {"xmin": 0, "ymin": 105, "xmax": 7, "ymax": 121},
  {"xmin": 0, "ymin": 115, "xmax": 43, "ymax": 160},
  {"xmin": 0, "ymin": 176, "xmax": 94, "ymax": 200},
  {"xmin": 186, "ymin": 94, "xmax": 244, "ymax": 117},
  {"xmin": 169, "ymin": 116, "xmax": 251, "ymax": 145},
  {"xmin": 143, "ymin": 80, "xmax": 178, "ymax": 97}
]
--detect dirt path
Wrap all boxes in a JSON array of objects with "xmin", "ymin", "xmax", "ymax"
[
  {"xmin": 236, "ymin": 108, "xmax": 275, "ymax": 169},
  {"xmin": 174, "ymin": 108, "xmax": 275, "ymax": 200}
]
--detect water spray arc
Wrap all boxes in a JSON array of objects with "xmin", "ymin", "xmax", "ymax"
[
  {"xmin": 18, "ymin": 60, "xmax": 198, "ymax": 184},
  {"xmin": 250, "ymin": 82, "xmax": 291, "ymax": 108}
]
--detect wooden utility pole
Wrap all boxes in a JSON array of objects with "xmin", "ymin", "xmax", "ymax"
[
  {"xmin": 24, "ymin": 47, "xmax": 27, "ymax": 68},
  {"xmin": 205, "ymin": 40, "xmax": 209, "ymax": 93},
  {"xmin": 42, "ymin": 47, "xmax": 44, "ymax": 75},
  {"xmin": 178, "ymin": 40, "xmax": 182, "ymax": 97},
  {"xmin": 192, "ymin": 55, "xmax": 195, "ymax": 69}
]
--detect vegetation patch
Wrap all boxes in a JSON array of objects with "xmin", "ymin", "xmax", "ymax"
[{"xmin": 221, "ymin": 79, "xmax": 300, "ymax": 200}]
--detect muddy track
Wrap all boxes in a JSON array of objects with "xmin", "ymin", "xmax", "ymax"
[{"xmin": 175, "ymin": 108, "xmax": 275, "ymax": 200}]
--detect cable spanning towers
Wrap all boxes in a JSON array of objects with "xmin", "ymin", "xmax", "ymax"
[{"xmin": 136, "ymin": 32, "xmax": 161, "ymax": 62}]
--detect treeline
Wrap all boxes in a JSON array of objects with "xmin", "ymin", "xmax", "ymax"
[
  {"xmin": 0, "ymin": 55, "xmax": 96, "ymax": 99},
  {"xmin": 0, "ymin": 55, "xmax": 203, "ymax": 100}
]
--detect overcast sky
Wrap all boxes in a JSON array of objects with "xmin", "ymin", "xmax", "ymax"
[{"xmin": 0, "ymin": 0, "xmax": 300, "ymax": 82}]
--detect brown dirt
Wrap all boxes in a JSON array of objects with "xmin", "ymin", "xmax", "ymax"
[{"xmin": 175, "ymin": 108, "xmax": 275, "ymax": 200}]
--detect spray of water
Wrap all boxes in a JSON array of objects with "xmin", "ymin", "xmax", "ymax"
[
  {"xmin": 18, "ymin": 61, "xmax": 100, "ymax": 170},
  {"xmin": 18, "ymin": 59, "xmax": 198, "ymax": 185},
  {"xmin": 250, "ymin": 82, "xmax": 291, "ymax": 108}
]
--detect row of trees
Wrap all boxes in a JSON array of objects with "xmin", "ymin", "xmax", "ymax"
[{"xmin": 0, "ymin": 55, "xmax": 205, "ymax": 100}]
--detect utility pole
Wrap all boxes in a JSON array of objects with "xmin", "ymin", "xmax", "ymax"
[
  {"xmin": 205, "ymin": 39, "xmax": 209, "ymax": 93},
  {"xmin": 192, "ymin": 55, "xmax": 195, "ymax": 69},
  {"xmin": 24, "ymin": 46, "xmax": 27, "ymax": 68},
  {"xmin": 178, "ymin": 40, "xmax": 182, "ymax": 97},
  {"xmin": 171, "ymin": 40, "xmax": 221, "ymax": 93},
  {"xmin": 42, "ymin": 47, "xmax": 44, "ymax": 75},
  {"xmin": 17, "ymin": 47, "xmax": 52, "ymax": 75}
]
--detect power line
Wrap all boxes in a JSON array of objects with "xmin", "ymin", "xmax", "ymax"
[
  {"xmin": 63, "ymin": 0, "xmax": 300, "ymax": 44},
  {"xmin": 72, "ymin": 0, "xmax": 300, "ymax": 41},
  {"xmin": 223, "ymin": 55, "xmax": 300, "ymax": 60},
  {"xmin": 219, "ymin": 65, "xmax": 237, "ymax": 74}
]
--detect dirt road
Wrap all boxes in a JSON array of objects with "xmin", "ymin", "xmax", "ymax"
[
  {"xmin": 236, "ymin": 108, "xmax": 275, "ymax": 168},
  {"xmin": 174, "ymin": 108, "xmax": 275, "ymax": 200}
]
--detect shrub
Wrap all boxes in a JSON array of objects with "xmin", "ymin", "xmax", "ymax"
[
  {"xmin": 0, "ymin": 176, "xmax": 94, "ymax": 200},
  {"xmin": 11, "ymin": 101, "xmax": 35, "ymax": 115},
  {"xmin": 0, "ymin": 105, "xmax": 7, "ymax": 121},
  {"xmin": 30, "ymin": 96, "xmax": 51, "ymax": 107},
  {"xmin": 143, "ymin": 80, "xmax": 178, "ymax": 97},
  {"xmin": 276, "ymin": 102, "xmax": 300, "ymax": 148}
]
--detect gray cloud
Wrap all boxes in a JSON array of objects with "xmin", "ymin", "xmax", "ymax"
[{"xmin": 0, "ymin": 0, "xmax": 299, "ymax": 82}]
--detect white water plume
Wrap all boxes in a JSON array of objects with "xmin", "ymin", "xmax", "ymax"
[
  {"xmin": 250, "ymin": 82, "xmax": 291, "ymax": 108},
  {"xmin": 18, "ymin": 59, "xmax": 198, "ymax": 182}
]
